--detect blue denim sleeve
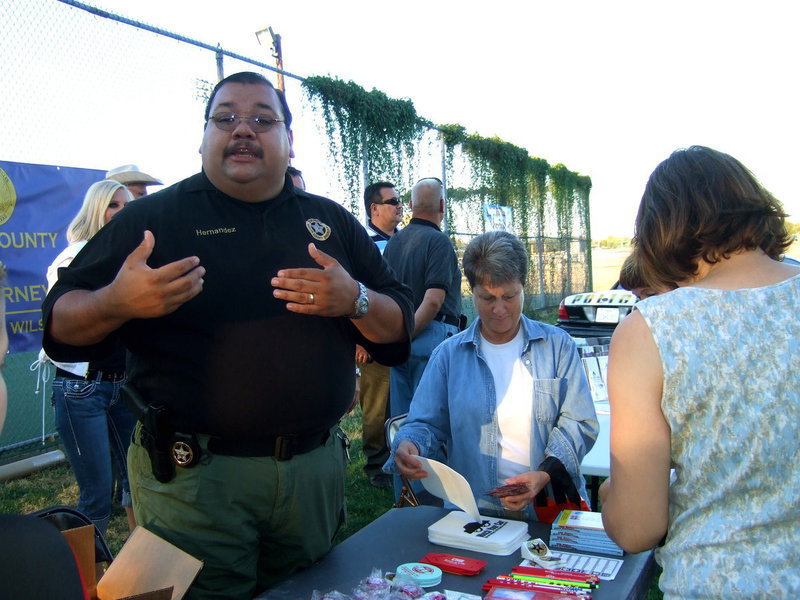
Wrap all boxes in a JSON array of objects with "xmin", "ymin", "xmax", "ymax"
[
  {"xmin": 543, "ymin": 331, "xmax": 599, "ymax": 493},
  {"xmin": 382, "ymin": 343, "xmax": 452, "ymax": 475}
]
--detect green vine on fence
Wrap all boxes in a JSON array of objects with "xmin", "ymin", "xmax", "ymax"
[
  {"xmin": 438, "ymin": 123, "xmax": 467, "ymax": 179},
  {"xmin": 461, "ymin": 135, "xmax": 530, "ymax": 206},
  {"xmin": 302, "ymin": 75, "xmax": 429, "ymax": 212},
  {"xmin": 549, "ymin": 163, "xmax": 578, "ymax": 236},
  {"xmin": 575, "ymin": 174, "xmax": 593, "ymax": 287},
  {"xmin": 301, "ymin": 75, "xmax": 591, "ymax": 293},
  {"xmin": 528, "ymin": 156, "xmax": 550, "ymax": 238},
  {"xmin": 575, "ymin": 175, "xmax": 592, "ymax": 235},
  {"xmin": 440, "ymin": 129, "xmax": 565, "ymax": 240}
]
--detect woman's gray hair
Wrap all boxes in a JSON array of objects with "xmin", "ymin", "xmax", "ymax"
[{"xmin": 463, "ymin": 230, "xmax": 528, "ymax": 289}]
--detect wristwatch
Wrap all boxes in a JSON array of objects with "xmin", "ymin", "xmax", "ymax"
[{"xmin": 350, "ymin": 281, "xmax": 369, "ymax": 319}]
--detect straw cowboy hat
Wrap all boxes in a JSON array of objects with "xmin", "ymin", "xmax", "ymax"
[{"xmin": 105, "ymin": 164, "xmax": 163, "ymax": 186}]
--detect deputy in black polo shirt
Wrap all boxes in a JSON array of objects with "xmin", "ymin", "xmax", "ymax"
[
  {"xmin": 383, "ymin": 177, "xmax": 462, "ymax": 420},
  {"xmin": 42, "ymin": 72, "xmax": 413, "ymax": 600}
]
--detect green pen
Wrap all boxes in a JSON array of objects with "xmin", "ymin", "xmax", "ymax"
[{"xmin": 511, "ymin": 573, "xmax": 597, "ymax": 589}]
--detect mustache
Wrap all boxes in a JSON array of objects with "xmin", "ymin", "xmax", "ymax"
[{"xmin": 224, "ymin": 141, "xmax": 263, "ymax": 158}]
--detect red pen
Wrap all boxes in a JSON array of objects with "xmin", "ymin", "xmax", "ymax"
[
  {"xmin": 482, "ymin": 579, "xmax": 592, "ymax": 600},
  {"xmin": 484, "ymin": 584, "xmax": 588, "ymax": 599},
  {"xmin": 510, "ymin": 574, "xmax": 597, "ymax": 590},
  {"xmin": 487, "ymin": 576, "xmax": 593, "ymax": 596}
]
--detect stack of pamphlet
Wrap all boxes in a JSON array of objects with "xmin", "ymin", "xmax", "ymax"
[
  {"xmin": 413, "ymin": 456, "xmax": 530, "ymax": 556},
  {"xmin": 577, "ymin": 343, "xmax": 610, "ymax": 403},
  {"xmin": 427, "ymin": 510, "xmax": 530, "ymax": 556},
  {"xmin": 550, "ymin": 510, "xmax": 623, "ymax": 557}
]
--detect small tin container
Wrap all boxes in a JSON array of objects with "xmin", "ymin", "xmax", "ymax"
[{"xmin": 395, "ymin": 562, "xmax": 443, "ymax": 587}]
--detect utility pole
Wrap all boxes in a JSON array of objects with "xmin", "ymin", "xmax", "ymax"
[
  {"xmin": 215, "ymin": 44, "xmax": 224, "ymax": 81},
  {"xmin": 255, "ymin": 26, "xmax": 285, "ymax": 92}
]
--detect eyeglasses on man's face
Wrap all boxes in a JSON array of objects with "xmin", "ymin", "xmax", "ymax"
[{"xmin": 208, "ymin": 112, "xmax": 285, "ymax": 133}]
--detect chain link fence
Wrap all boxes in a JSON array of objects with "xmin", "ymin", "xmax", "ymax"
[{"xmin": 0, "ymin": 0, "xmax": 591, "ymax": 462}]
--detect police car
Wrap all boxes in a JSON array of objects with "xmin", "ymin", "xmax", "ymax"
[
  {"xmin": 557, "ymin": 255, "xmax": 799, "ymax": 338},
  {"xmin": 556, "ymin": 285, "xmax": 638, "ymax": 338}
]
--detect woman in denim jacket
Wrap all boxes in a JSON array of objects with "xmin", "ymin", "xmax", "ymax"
[{"xmin": 387, "ymin": 231, "xmax": 598, "ymax": 520}]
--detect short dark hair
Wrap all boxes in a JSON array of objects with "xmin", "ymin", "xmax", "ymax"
[
  {"xmin": 363, "ymin": 181, "xmax": 395, "ymax": 215},
  {"xmin": 618, "ymin": 252, "xmax": 669, "ymax": 298},
  {"xmin": 463, "ymin": 230, "xmax": 528, "ymax": 289},
  {"xmin": 204, "ymin": 71, "xmax": 292, "ymax": 128},
  {"xmin": 630, "ymin": 145, "xmax": 790, "ymax": 290}
]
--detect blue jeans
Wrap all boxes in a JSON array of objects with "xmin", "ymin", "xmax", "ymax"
[
  {"xmin": 389, "ymin": 320, "xmax": 458, "ymax": 418},
  {"xmin": 52, "ymin": 375, "xmax": 137, "ymax": 534}
]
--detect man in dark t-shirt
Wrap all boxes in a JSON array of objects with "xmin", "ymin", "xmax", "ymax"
[
  {"xmin": 42, "ymin": 72, "xmax": 413, "ymax": 600},
  {"xmin": 384, "ymin": 177, "xmax": 462, "ymax": 418}
]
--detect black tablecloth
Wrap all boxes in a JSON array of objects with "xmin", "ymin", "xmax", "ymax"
[{"xmin": 259, "ymin": 506, "xmax": 656, "ymax": 599}]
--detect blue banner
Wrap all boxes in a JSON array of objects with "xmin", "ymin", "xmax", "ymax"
[{"xmin": 0, "ymin": 160, "xmax": 105, "ymax": 354}]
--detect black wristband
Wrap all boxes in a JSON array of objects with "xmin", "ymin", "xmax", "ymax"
[{"xmin": 538, "ymin": 456, "xmax": 581, "ymax": 505}]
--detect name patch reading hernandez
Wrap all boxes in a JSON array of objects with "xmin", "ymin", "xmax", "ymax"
[{"xmin": 196, "ymin": 227, "xmax": 237, "ymax": 236}]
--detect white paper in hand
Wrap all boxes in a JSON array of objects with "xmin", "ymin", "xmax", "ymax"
[{"xmin": 415, "ymin": 456, "xmax": 480, "ymax": 521}]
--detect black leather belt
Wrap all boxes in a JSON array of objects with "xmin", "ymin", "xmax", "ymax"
[
  {"xmin": 434, "ymin": 313, "xmax": 459, "ymax": 327},
  {"xmin": 55, "ymin": 367, "xmax": 125, "ymax": 382},
  {"xmin": 208, "ymin": 430, "xmax": 330, "ymax": 460}
]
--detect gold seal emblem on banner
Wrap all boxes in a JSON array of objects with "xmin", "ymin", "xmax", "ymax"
[
  {"xmin": 305, "ymin": 218, "xmax": 331, "ymax": 241},
  {"xmin": 0, "ymin": 168, "xmax": 17, "ymax": 226}
]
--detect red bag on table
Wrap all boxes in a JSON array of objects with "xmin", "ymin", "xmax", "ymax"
[
  {"xmin": 533, "ymin": 496, "xmax": 590, "ymax": 524},
  {"xmin": 533, "ymin": 457, "xmax": 590, "ymax": 523}
]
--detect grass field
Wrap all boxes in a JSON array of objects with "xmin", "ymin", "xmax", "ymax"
[
  {"xmin": 590, "ymin": 241, "xmax": 800, "ymax": 293},
  {"xmin": 591, "ymin": 247, "xmax": 631, "ymax": 291}
]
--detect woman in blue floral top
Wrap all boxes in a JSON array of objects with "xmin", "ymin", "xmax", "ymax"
[{"xmin": 600, "ymin": 146, "xmax": 800, "ymax": 599}]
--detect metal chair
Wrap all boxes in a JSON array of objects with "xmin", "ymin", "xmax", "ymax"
[
  {"xmin": 384, "ymin": 413, "xmax": 419, "ymax": 508},
  {"xmin": 30, "ymin": 505, "xmax": 114, "ymax": 564}
]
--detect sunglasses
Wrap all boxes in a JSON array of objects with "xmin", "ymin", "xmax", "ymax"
[{"xmin": 372, "ymin": 198, "xmax": 402, "ymax": 206}]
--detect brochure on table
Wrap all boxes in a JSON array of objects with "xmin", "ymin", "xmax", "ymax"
[
  {"xmin": 576, "ymin": 342, "xmax": 610, "ymax": 408},
  {"xmin": 521, "ymin": 553, "xmax": 623, "ymax": 581},
  {"xmin": 417, "ymin": 456, "xmax": 480, "ymax": 521},
  {"xmin": 417, "ymin": 457, "xmax": 530, "ymax": 556}
]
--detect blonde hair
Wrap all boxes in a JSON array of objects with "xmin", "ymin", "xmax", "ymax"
[{"xmin": 67, "ymin": 180, "xmax": 132, "ymax": 243}]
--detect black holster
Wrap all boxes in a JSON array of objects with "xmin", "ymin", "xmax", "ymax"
[{"xmin": 121, "ymin": 384, "xmax": 176, "ymax": 483}]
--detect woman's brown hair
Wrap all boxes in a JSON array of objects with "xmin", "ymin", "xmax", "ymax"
[{"xmin": 628, "ymin": 145, "xmax": 790, "ymax": 290}]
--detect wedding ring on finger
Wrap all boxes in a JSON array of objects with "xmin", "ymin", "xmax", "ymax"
[{"xmin": 308, "ymin": 293, "xmax": 315, "ymax": 305}]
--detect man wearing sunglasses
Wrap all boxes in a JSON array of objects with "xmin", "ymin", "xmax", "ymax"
[
  {"xmin": 363, "ymin": 181, "xmax": 403, "ymax": 252},
  {"xmin": 356, "ymin": 181, "xmax": 404, "ymax": 489},
  {"xmin": 42, "ymin": 71, "xmax": 413, "ymax": 600}
]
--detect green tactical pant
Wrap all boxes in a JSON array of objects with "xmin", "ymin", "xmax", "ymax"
[
  {"xmin": 358, "ymin": 360, "xmax": 391, "ymax": 476},
  {"xmin": 128, "ymin": 423, "xmax": 348, "ymax": 600}
]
